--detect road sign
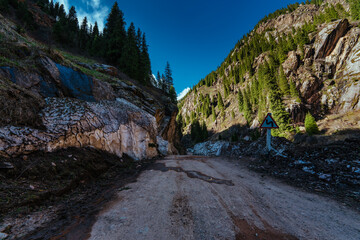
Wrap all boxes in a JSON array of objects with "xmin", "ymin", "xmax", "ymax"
[{"xmin": 260, "ymin": 113, "xmax": 279, "ymax": 129}]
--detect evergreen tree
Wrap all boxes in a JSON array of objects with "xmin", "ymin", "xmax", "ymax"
[
  {"xmin": 349, "ymin": 0, "xmax": 360, "ymax": 20},
  {"xmin": 201, "ymin": 121, "xmax": 208, "ymax": 141},
  {"xmin": 49, "ymin": 0, "xmax": 54, "ymax": 16},
  {"xmin": 217, "ymin": 92, "xmax": 224, "ymax": 111},
  {"xmin": 79, "ymin": 16, "xmax": 89, "ymax": 50},
  {"xmin": 164, "ymin": 61, "xmax": 173, "ymax": 92},
  {"xmin": 169, "ymin": 86, "xmax": 177, "ymax": 104},
  {"xmin": 212, "ymin": 105, "xmax": 216, "ymax": 121},
  {"xmin": 103, "ymin": 2, "xmax": 126, "ymax": 65},
  {"xmin": 0, "ymin": 0, "xmax": 8, "ymax": 12},
  {"xmin": 58, "ymin": 4, "xmax": 66, "ymax": 19},
  {"xmin": 140, "ymin": 33, "xmax": 151, "ymax": 84},
  {"xmin": 305, "ymin": 112, "xmax": 319, "ymax": 135},
  {"xmin": 120, "ymin": 22, "xmax": 139, "ymax": 79},
  {"xmin": 242, "ymin": 90, "xmax": 252, "ymax": 124},
  {"xmin": 238, "ymin": 90, "xmax": 244, "ymax": 111},
  {"xmin": 289, "ymin": 79, "xmax": 298, "ymax": 98},
  {"xmin": 161, "ymin": 73, "xmax": 166, "ymax": 92},
  {"xmin": 278, "ymin": 65, "xmax": 290, "ymax": 95},
  {"xmin": 66, "ymin": 6, "xmax": 79, "ymax": 45},
  {"xmin": 92, "ymin": 21, "xmax": 99, "ymax": 38},
  {"xmin": 156, "ymin": 71, "xmax": 161, "ymax": 88}
]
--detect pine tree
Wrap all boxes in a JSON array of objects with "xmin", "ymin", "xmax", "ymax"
[
  {"xmin": 349, "ymin": 0, "xmax": 360, "ymax": 20},
  {"xmin": 238, "ymin": 91, "xmax": 244, "ymax": 111},
  {"xmin": 66, "ymin": 6, "xmax": 79, "ymax": 45},
  {"xmin": 201, "ymin": 121, "xmax": 208, "ymax": 141},
  {"xmin": 140, "ymin": 33, "xmax": 151, "ymax": 84},
  {"xmin": 79, "ymin": 17, "xmax": 89, "ymax": 50},
  {"xmin": 161, "ymin": 74, "xmax": 166, "ymax": 92},
  {"xmin": 120, "ymin": 22, "xmax": 139, "ymax": 79},
  {"xmin": 169, "ymin": 86, "xmax": 177, "ymax": 103},
  {"xmin": 156, "ymin": 71, "xmax": 161, "ymax": 88},
  {"xmin": 289, "ymin": 79, "xmax": 298, "ymax": 98},
  {"xmin": 278, "ymin": 65, "xmax": 290, "ymax": 95},
  {"xmin": 58, "ymin": 4, "xmax": 66, "ymax": 19},
  {"xmin": 217, "ymin": 92, "xmax": 224, "ymax": 111},
  {"xmin": 103, "ymin": 2, "xmax": 126, "ymax": 65},
  {"xmin": 164, "ymin": 62, "xmax": 173, "ymax": 92},
  {"xmin": 0, "ymin": 0, "xmax": 8, "ymax": 12},
  {"xmin": 305, "ymin": 112, "xmax": 319, "ymax": 135},
  {"xmin": 92, "ymin": 21, "xmax": 99, "ymax": 38},
  {"xmin": 212, "ymin": 105, "xmax": 216, "ymax": 121}
]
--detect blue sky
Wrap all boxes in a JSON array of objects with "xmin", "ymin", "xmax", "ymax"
[{"xmin": 55, "ymin": 0, "xmax": 301, "ymax": 98}]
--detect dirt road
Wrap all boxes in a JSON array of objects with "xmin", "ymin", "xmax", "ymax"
[{"xmin": 88, "ymin": 155, "xmax": 360, "ymax": 240}]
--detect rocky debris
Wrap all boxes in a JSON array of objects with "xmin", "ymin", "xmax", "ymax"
[
  {"xmin": 192, "ymin": 133, "xmax": 360, "ymax": 209},
  {"xmin": 0, "ymin": 97, "xmax": 172, "ymax": 160},
  {"xmin": 314, "ymin": 19, "xmax": 350, "ymax": 59},
  {"xmin": 189, "ymin": 141, "xmax": 233, "ymax": 156},
  {"xmin": 246, "ymin": 137, "xmax": 360, "ymax": 209}
]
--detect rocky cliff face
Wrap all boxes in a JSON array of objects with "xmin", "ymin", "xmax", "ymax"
[
  {"xmin": 0, "ymin": 13, "xmax": 180, "ymax": 160},
  {"xmin": 179, "ymin": 0, "xmax": 360, "ymax": 140}
]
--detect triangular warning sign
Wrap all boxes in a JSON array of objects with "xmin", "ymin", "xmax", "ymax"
[{"xmin": 260, "ymin": 113, "xmax": 279, "ymax": 129}]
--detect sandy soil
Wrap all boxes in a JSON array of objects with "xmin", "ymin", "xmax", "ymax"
[{"xmin": 88, "ymin": 155, "xmax": 360, "ymax": 240}]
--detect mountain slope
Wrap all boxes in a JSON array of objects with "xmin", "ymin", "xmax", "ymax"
[
  {"xmin": 0, "ymin": 6, "xmax": 183, "ymax": 159},
  {"xmin": 179, "ymin": 0, "xmax": 360, "ymax": 142}
]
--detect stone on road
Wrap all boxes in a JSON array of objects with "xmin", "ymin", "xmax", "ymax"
[{"xmin": 89, "ymin": 155, "xmax": 360, "ymax": 240}]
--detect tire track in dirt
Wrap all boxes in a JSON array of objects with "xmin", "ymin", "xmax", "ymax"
[{"xmin": 169, "ymin": 165, "xmax": 195, "ymax": 240}]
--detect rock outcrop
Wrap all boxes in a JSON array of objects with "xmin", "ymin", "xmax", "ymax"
[
  {"xmin": 0, "ymin": 98, "xmax": 160, "ymax": 160},
  {"xmin": 314, "ymin": 19, "xmax": 350, "ymax": 59},
  {"xmin": 0, "ymin": 15, "xmax": 182, "ymax": 160}
]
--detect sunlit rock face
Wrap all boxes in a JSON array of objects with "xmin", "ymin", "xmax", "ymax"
[{"xmin": 0, "ymin": 98, "xmax": 159, "ymax": 160}]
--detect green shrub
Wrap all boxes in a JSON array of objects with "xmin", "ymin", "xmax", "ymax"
[{"xmin": 305, "ymin": 112, "xmax": 319, "ymax": 135}]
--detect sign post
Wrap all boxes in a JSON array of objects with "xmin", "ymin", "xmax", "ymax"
[{"xmin": 260, "ymin": 113, "xmax": 279, "ymax": 152}]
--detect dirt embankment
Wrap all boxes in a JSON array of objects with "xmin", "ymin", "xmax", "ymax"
[{"xmin": 0, "ymin": 148, "xmax": 154, "ymax": 239}]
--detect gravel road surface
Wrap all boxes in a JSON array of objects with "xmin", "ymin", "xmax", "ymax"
[{"xmin": 88, "ymin": 155, "xmax": 360, "ymax": 240}]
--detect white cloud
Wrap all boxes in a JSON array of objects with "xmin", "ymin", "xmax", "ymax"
[
  {"xmin": 177, "ymin": 87, "xmax": 191, "ymax": 101},
  {"xmin": 91, "ymin": 0, "xmax": 100, "ymax": 9},
  {"xmin": 77, "ymin": 7, "xmax": 108, "ymax": 31},
  {"xmin": 55, "ymin": 0, "xmax": 108, "ymax": 31}
]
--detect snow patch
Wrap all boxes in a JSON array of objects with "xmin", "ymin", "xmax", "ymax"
[{"xmin": 177, "ymin": 87, "xmax": 190, "ymax": 100}]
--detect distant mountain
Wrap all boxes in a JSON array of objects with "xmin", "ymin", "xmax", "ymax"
[{"xmin": 179, "ymin": 0, "xmax": 360, "ymax": 143}]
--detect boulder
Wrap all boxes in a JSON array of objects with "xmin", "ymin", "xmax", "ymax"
[
  {"xmin": 298, "ymin": 66, "xmax": 322, "ymax": 102},
  {"xmin": 282, "ymin": 51, "xmax": 300, "ymax": 76}
]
